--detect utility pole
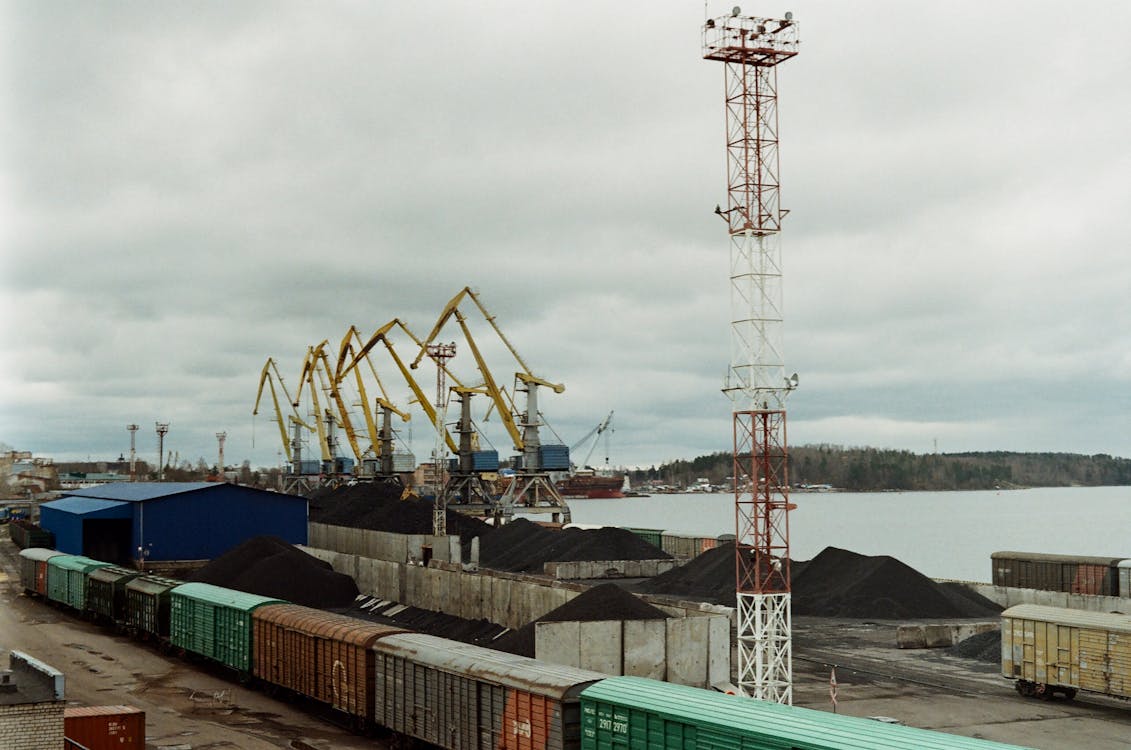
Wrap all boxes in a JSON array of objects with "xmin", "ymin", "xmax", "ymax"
[
  {"xmin": 127, "ymin": 424, "xmax": 138, "ymax": 481},
  {"xmin": 216, "ymin": 431, "xmax": 227, "ymax": 480},
  {"xmin": 155, "ymin": 422, "xmax": 170, "ymax": 481},
  {"xmin": 703, "ymin": 6, "xmax": 799, "ymax": 704}
]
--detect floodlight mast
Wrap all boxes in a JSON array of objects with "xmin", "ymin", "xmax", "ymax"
[{"xmin": 703, "ymin": 8, "xmax": 798, "ymax": 704}]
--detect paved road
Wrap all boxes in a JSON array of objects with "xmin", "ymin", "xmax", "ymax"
[
  {"xmin": 792, "ymin": 617, "xmax": 1131, "ymax": 750},
  {"xmin": 0, "ymin": 537, "xmax": 384, "ymax": 750}
]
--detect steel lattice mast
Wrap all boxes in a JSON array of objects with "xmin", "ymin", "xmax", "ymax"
[{"xmin": 703, "ymin": 8, "xmax": 799, "ymax": 704}]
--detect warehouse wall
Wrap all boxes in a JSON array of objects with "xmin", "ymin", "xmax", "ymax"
[{"xmin": 138, "ymin": 486, "xmax": 307, "ymax": 560}]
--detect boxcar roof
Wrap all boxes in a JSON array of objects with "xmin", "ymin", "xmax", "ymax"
[
  {"xmin": 49, "ymin": 555, "xmax": 112, "ymax": 573},
  {"xmin": 125, "ymin": 575, "xmax": 183, "ymax": 594},
  {"xmin": 991, "ymin": 551, "xmax": 1126, "ymax": 566},
  {"xmin": 254, "ymin": 603, "xmax": 407, "ymax": 646},
  {"xmin": 88, "ymin": 565, "xmax": 142, "ymax": 582},
  {"xmin": 1002, "ymin": 604, "xmax": 1131, "ymax": 634},
  {"xmin": 581, "ymin": 677, "xmax": 1036, "ymax": 750},
  {"xmin": 170, "ymin": 582, "xmax": 284, "ymax": 611},
  {"xmin": 18, "ymin": 548, "xmax": 64, "ymax": 562},
  {"xmin": 375, "ymin": 632, "xmax": 607, "ymax": 698}
]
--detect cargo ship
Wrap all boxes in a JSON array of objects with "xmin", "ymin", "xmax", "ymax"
[{"xmin": 555, "ymin": 471, "xmax": 625, "ymax": 499}]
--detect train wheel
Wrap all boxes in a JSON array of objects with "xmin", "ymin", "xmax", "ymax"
[
  {"xmin": 1035, "ymin": 683, "xmax": 1052, "ymax": 701},
  {"xmin": 1015, "ymin": 680, "xmax": 1033, "ymax": 697},
  {"xmin": 1063, "ymin": 688, "xmax": 1077, "ymax": 701}
]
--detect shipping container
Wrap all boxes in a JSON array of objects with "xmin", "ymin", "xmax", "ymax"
[
  {"xmin": 86, "ymin": 565, "xmax": 143, "ymax": 622},
  {"xmin": 18, "ymin": 547, "xmax": 64, "ymax": 596},
  {"xmin": 124, "ymin": 575, "xmax": 182, "ymax": 639},
  {"xmin": 64, "ymin": 705, "xmax": 145, "ymax": 750},
  {"xmin": 580, "ymin": 676, "xmax": 1035, "ymax": 750},
  {"xmin": 170, "ymin": 582, "xmax": 283, "ymax": 673},
  {"xmin": 46, "ymin": 555, "xmax": 112, "ymax": 611},
  {"xmin": 991, "ymin": 551, "xmax": 1123, "ymax": 596},
  {"xmin": 1001, "ymin": 604, "xmax": 1131, "ymax": 701},
  {"xmin": 372, "ymin": 632, "xmax": 606, "ymax": 750},
  {"xmin": 252, "ymin": 604, "xmax": 405, "ymax": 724}
]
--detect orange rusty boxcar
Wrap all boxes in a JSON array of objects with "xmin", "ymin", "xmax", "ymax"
[{"xmin": 252, "ymin": 603, "xmax": 405, "ymax": 728}]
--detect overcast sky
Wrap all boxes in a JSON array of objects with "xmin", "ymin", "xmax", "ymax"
[{"xmin": 3, "ymin": 2, "xmax": 1129, "ymax": 473}]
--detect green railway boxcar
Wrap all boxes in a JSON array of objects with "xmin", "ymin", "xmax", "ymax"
[
  {"xmin": 86, "ymin": 565, "xmax": 143, "ymax": 622},
  {"xmin": 623, "ymin": 527, "xmax": 665, "ymax": 550},
  {"xmin": 170, "ymin": 582, "xmax": 283, "ymax": 674},
  {"xmin": 124, "ymin": 575, "xmax": 182, "ymax": 639},
  {"xmin": 580, "ymin": 676, "xmax": 1036, "ymax": 750},
  {"xmin": 46, "ymin": 555, "xmax": 112, "ymax": 611}
]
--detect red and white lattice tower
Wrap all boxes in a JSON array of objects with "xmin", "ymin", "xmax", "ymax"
[{"xmin": 703, "ymin": 8, "xmax": 799, "ymax": 704}]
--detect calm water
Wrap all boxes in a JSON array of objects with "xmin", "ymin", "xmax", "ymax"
[{"xmin": 566, "ymin": 486, "xmax": 1131, "ymax": 583}]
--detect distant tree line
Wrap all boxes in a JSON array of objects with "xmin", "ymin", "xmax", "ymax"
[{"xmin": 629, "ymin": 446, "xmax": 1131, "ymax": 492}]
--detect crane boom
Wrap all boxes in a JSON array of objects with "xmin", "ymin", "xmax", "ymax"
[
  {"xmin": 253, "ymin": 357, "xmax": 314, "ymax": 464},
  {"xmin": 341, "ymin": 318, "xmax": 460, "ymax": 455}
]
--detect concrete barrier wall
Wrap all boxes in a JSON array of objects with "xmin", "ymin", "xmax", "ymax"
[
  {"xmin": 543, "ymin": 559, "xmax": 683, "ymax": 579},
  {"xmin": 896, "ymin": 621, "xmax": 998, "ymax": 649},
  {"xmin": 308, "ymin": 523, "xmax": 458, "ymax": 564},
  {"xmin": 962, "ymin": 582, "xmax": 1129, "ymax": 614},
  {"xmin": 534, "ymin": 616, "xmax": 730, "ymax": 688}
]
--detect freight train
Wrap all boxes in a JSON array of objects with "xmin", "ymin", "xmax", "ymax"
[
  {"xmin": 991, "ymin": 551, "xmax": 1131, "ymax": 597},
  {"xmin": 18, "ymin": 548, "xmax": 1036, "ymax": 750},
  {"xmin": 1001, "ymin": 604, "xmax": 1131, "ymax": 703}
]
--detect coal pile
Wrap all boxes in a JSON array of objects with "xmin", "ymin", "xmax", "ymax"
[
  {"xmin": 948, "ymin": 629, "xmax": 1002, "ymax": 663},
  {"xmin": 479, "ymin": 519, "xmax": 670, "ymax": 573},
  {"xmin": 188, "ymin": 535, "xmax": 359, "ymax": 609},
  {"xmin": 493, "ymin": 582, "xmax": 670, "ymax": 657},
  {"xmin": 343, "ymin": 599, "xmax": 509, "ymax": 647},
  {"xmin": 638, "ymin": 544, "xmax": 1001, "ymax": 620},
  {"xmin": 309, "ymin": 483, "xmax": 492, "ymax": 545},
  {"xmin": 791, "ymin": 547, "xmax": 1001, "ymax": 619}
]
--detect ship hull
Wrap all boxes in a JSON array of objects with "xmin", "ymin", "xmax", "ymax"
[{"xmin": 556, "ymin": 474, "xmax": 624, "ymax": 499}]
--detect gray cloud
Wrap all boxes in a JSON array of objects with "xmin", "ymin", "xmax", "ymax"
[{"xmin": 3, "ymin": 2, "xmax": 1130, "ymax": 471}]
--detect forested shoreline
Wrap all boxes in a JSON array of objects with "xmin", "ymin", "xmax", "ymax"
[{"xmin": 630, "ymin": 446, "xmax": 1131, "ymax": 492}]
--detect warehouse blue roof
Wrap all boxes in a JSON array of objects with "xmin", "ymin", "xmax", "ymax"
[
  {"xmin": 59, "ymin": 482, "xmax": 224, "ymax": 502},
  {"xmin": 40, "ymin": 496, "xmax": 132, "ymax": 516}
]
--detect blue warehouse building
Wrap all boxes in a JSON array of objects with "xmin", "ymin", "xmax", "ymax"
[{"xmin": 39, "ymin": 482, "xmax": 307, "ymax": 566}]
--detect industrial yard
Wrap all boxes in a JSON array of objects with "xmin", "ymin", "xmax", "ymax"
[{"xmin": 6, "ymin": 480, "xmax": 1131, "ymax": 748}]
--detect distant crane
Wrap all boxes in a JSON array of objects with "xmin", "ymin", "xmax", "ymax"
[
  {"xmin": 703, "ymin": 7, "xmax": 800, "ymax": 704},
  {"xmin": 570, "ymin": 411, "xmax": 615, "ymax": 471}
]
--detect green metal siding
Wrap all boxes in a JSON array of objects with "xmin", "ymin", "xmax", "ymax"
[
  {"xmin": 623, "ymin": 528, "xmax": 665, "ymax": 550},
  {"xmin": 580, "ymin": 677, "xmax": 1037, "ymax": 750},
  {"xmin": 169, "ymin": 582, "xmax": 282, "ymax": 673},
  {"xmin": 45, "ymin": 555, "xmax": 111, "ymax": 611},
  {"xmin": 86, "ymin": 566, "xmax": 142, "ymax": 621}
]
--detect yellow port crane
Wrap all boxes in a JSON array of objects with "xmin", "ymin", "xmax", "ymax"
[
  {"xmin": 252, "ymin": 357, "xmax": 315, "ymax": 466},
  {"xmin": 410, "ymin": 287, "xmax": 570, "ymax": 525},
  {"xmin": 335, "ymin": 324, "xmax": 414, "ymax": 478},
  {"xmin": 339, "ymin": 318, "xmax": 460, "ymax": 456}
]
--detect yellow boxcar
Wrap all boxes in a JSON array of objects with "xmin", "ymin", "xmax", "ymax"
[{"xmin": 1001, "ymin": 604, "xmax": 1131, "ymax": 700}]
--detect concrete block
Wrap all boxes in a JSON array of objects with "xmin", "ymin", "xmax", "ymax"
[
  {"xmin": 707, "ymin": 615, "xmax": 730, "ymax": 685},
  {"xmin": 536, "ymin": 621, "xmax": 581, "ymax": 668},
  {"xmin": 666, "ymin": 617, "xmax": 709, "ymax": 687},
  {"xmin": 579, "ymin": 621, "xmax": 622, "ymax": 675},
  {"xmin": 624, "ymin": 619, "xmax": 666, "ymax": 680}
]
